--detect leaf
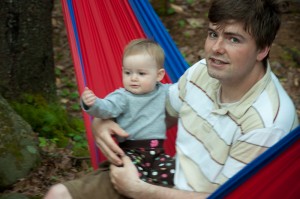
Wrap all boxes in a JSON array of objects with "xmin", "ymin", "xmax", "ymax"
[
  {"xmin": 26, "ymin": 145, "xmax": 37, "ymax": 154},
  {"xmin": 170, "ymin": 3, "xmax": 184, "ymax": 14},
  {"xmin": 186, "ymin": 18, "xmax": 205, "ymax": 28}
]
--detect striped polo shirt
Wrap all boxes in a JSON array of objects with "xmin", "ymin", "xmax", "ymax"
[{"xmin": 166, "ymin": 59, "xmax": 298, "ymax": 193}]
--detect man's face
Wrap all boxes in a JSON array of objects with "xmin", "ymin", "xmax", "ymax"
[{"xmin": 204, "ymin": 21, "xmax": 265, "ymax": 86}]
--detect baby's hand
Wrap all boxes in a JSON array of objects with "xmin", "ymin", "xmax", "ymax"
[{"xmin": 81, "ymin": 87, "xmax": 97, "ymax": 107}]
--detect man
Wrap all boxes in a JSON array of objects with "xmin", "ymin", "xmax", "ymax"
[{"xmin": 45, "ymin": 0, "xmax": 298, "ymax": 198}]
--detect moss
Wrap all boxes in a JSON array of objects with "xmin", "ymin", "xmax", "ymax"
[
  {"xmin": 9, "ymin": 94, "xmax": 87, "ymax": 153},
  {"xmin": 0, "ymin": 96, "xmax": 35, "ymax": 162},
  {"xmin": 0, "ymin": 140, "xmax": 22, "ymax": 163}
]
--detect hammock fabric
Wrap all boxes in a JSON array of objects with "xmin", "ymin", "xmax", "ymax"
[
  {"xmin": 209, "ymin": 125, "xmax": 300, "ymax": 199},
  {"xmin": 61, "ymin": 0, "xmax": 300, "ymax": 197},
  {"xmin": 61, "ymin": 0, "xmax": 188, "ymax": 170}
]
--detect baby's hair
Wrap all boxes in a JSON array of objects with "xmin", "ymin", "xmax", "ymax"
[{"xmin": 123, "ymin": 38, "xmax": 165, "ymax": 69}]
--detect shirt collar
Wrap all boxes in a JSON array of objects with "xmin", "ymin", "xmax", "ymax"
[{"xmin": 212, "ymin": 62, "xmax": 272, "ymax": 118}]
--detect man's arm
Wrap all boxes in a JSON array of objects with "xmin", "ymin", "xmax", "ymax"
[
  {"xmin": 110, "ymin": 156, "xmax": 210, "ymax": 199},
  {"xmin": 92, "ymin": 118, "xmax": 129, "ymax": 165}
]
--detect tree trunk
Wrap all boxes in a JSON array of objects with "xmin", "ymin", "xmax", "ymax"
[{"xmin": 0, "ymin": 0, "xmax": 56, "ymax": 102}]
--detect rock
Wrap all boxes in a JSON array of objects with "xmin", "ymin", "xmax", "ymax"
[{"xmin": 0, "ymin": 95, "xmax": 40, "ymax": 189}]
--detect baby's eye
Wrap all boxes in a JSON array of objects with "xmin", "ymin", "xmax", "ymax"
[
  {"xmin": 124, "ymin": 71, "xmax": 131, "ymax": 75},
  {"xmin": 139, "ymin": 72, "xmax": 146, "ymax": 76}
]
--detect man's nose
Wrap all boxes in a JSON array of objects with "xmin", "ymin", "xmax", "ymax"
[{"xmin": 212, "ymin": 38, "xmax": 225, "ymax": 54}]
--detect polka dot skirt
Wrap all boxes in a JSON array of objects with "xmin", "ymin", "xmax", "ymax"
[{"xmin": 119, "ymin": 139, "xmax": 175, "ymax": 187}]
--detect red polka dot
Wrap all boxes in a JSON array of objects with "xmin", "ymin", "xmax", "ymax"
[{"xmin": 161, "ymin": 174, "xmax": 168, "ymax": 178}]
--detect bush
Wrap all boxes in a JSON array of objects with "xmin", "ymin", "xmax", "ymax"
[{"xmin": 10, "ymin": 94, "xmax": 88, "ymax": 156}]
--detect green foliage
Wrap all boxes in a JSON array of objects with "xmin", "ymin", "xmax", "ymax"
[
  {"xmin": 280, "ymin": 48, "xmax": 299, "ymax": 69},
  {"xmin": 38, "ymin": 137, "xmax": 48, "ymax": 148},
  {"xmin": 166, "ymin": 0, "xmax": 175, "ymax": 14},
  {"xmin": 69, "ymin": 92, "xmax": 79, "ymax": 100},
  {"xmin": 186, "ymin": 0, "xmax": 195, "ymax": 4},
  {"xmin": 282, "ymin": 47, "xmax": 300, "ymax": 68},
  {"xmin": 183, "ymin": 31, "xmax": 191, "ymax": 38},
  {"xmin": 178, "ymin": 19, "xmax": 186, "ymax": 28},
  {"xmin": 55, "ymin": 67, "xmax": 61, "ymax": 76},
  {"xmin": 71, "ymin": 103, "xmax": 81, "ymax": 111},
  {"xmin": 167, "ymin": 7, "xmax": 175, "ymax": 15},
  {"xmin": 10, "ymin": 94, "xmax": 88, "ymax": 156},
  {"xmin": 204, "ymin": 11, "xmax": 209, "ymax": 18}
]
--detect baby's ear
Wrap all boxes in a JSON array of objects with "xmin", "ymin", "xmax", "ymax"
[{"xmin": 157, "ymin": 68, "xmax": 165, "ymax": 81}]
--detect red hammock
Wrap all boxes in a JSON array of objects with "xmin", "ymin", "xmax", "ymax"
[
  {"xmin": 61, "ymin": 0, "xmax": 300, "ymax": 198},
  {"xmin": 61, "ymin": 0, "xmax": 179, "ymax": 169},
  {"xmin": 209, "ymin": 125, "xmax": 300, "ymax": 199}
]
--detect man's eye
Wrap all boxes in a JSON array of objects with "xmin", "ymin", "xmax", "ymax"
[
  {"xmin": 230, "ymin": 37, "xmax": 240, "ymax": 43},
  {"xmin": 208, "ymin": 31, "xmax": 217, "ymax": 38}
]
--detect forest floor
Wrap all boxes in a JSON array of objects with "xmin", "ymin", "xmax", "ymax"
[{"xmin": 2, "ymin": 0, "xmax": 299, "ymax": 198}]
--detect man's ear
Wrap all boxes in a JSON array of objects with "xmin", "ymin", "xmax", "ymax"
[
  {"xmin": 157, "ymin": 68, "xmax": 165, "ymax": 82},
  {"xmin": 257, "ymin": 46, "xmax": 270, "ymax": 61}
]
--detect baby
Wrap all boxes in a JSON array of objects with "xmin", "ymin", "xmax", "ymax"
[{"xmin": 81, "ymin": 38, "xmax": 175, "ymax": 187}]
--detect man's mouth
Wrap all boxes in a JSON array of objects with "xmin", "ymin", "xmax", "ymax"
[{"xmin": 210, "ymin": 57, "xmax": 228, "ymax": 65}]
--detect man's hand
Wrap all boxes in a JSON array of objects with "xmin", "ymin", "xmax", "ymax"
[
  {"xmin": 110, "ymin": 156, "xmax": 144, "ymax": 198},
  {"xmin": 92, "ymin": 118, "xmax": 129, "ymax": 166}
]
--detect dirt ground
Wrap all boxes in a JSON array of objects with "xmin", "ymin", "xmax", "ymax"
[{"xmin": 2, "ymin": 0, "xmax": 299, "ymax": 198}]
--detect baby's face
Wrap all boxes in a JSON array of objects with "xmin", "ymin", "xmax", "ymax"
[{"xmin": 122, "ymin": 54, "xmax": 161, "ymax": 95}]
